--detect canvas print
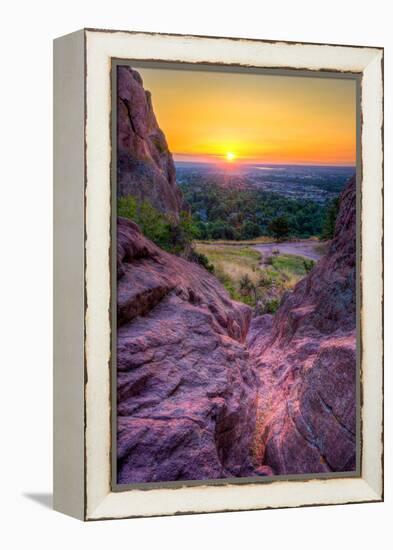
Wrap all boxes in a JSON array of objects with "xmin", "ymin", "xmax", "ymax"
[{"xmin": 115, "ymin": 63, "xmax": 358, "ymax": 485}]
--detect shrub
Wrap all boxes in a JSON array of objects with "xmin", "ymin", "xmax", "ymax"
[
  {"xmin": 117, "ymin": 195, "xmax": 198, "ymax": 255},
  {"xmin": 266, "ymin": 255, "xmax": 274, "ymax": 265},
  {"xmin": 214, "ymin": 267, "xmax": 238, "ymax": 299},
  {"xmin": 118, "ymin": 195, "xmax": 138, "ymax": 220},
  {"xmin": 240, "ymin": 220, "xmax": 260, "ymax": 239},
  {"xmin": 271, "ymin": 254, "xmax": 314, "ymax": 276},
  {"xmin": 267, "ymin": 216, "xmax": 290, "ymax": 240},
  {"xmin": 264, "ymin": 298, "xmax": 280, "ymax": 314},
  {"xmin": 303, "ymin": 259, "xmax": 315, "ymax": 273},
  {"xmin": 257, "ymin": 272, "xmax": 273, "ymax": 290},
  {"xmin": 118, "ymin": 196, "xmax": 171, "ymax": 249},
  {"xmin": 320, "ymin": 197, "xmax": 340, "ymax": 240},
  {"xmin": 137, "ymin": 200, "xmax": 172, "ymax": 250},
  {"xmin": 239, "ymin": 274, "xmax": 254, "ymax": 297},
  {"xmin": 188, "ymin": 249, "xmax": 215, "ymax": 273}
]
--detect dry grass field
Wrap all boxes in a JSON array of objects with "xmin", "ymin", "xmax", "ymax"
[{"xmin": 196, "ymin": 242, "xmax": 315, "ymax": 311}]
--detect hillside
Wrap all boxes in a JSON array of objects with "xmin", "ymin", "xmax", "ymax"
[
  {"xmin": 117, "ymin": 66, "xmax": 184, "ymax": 221},
  {"xmin": 117, "ymin": 218, "xmax": 258, "ymax": 482},
  {"xmin": 117, "ymin": 176, "xmax": 356, "ymax": 481}
]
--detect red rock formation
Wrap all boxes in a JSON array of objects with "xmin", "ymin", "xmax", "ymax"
[
  {"xmin": 117, "ymin": 66, "xmax": 184, "ymax": 221},
  {"xmin": 116, "ymin": 62, "xmax": 357, "ymax": 482},
  {"xmin": 117, "ymin": 218, "xmax": 258, "ymax": 483},
  {"xmin": 248, "ymin": 176, "xmax": 356, "ymax": 474}
]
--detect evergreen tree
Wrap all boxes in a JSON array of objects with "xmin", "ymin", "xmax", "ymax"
[
  {"xmin": 321, "ymin": 197, "xmax": 340, "ymax": 240},
  {"xmin": 268, "ymin": 216, "xmax": 290, "ymax": 240}
]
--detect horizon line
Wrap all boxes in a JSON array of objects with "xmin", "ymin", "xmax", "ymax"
[{"xmin": 173, "ymin": 158, "xmax": 356, "ymax": 168}]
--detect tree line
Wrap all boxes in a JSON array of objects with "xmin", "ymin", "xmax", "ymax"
[
  {"xmin": 117, "ymin": 185, "xmax": 340, "ymax": 263},
  {"xmin": 180, "ymin": 182, "xmax": 339, "ymax": 240}
]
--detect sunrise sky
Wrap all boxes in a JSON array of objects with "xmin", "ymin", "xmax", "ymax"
[{"xmin": 137, "ymin": 66, "xmax": 357, "ymax": 166}]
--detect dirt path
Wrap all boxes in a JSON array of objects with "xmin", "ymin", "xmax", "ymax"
[{"xmin": 254, "ymin": 240, "xmax": 323, "ymax": 263}]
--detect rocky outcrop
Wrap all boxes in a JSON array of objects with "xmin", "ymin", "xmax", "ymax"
[
  {"xmin": 248, "ymin": 176, "xmax": 357, "ymax": 474},
  {"xmin": 117, "ymin": 66, "xmax": 184, "ymax": 221},
  {"xmin": 117, "ymin": 176, "xmax": 357, "ymax": 482},
  {"xmin": 117, "ymin": 217, "xmax": 258, "ymax": 483}
]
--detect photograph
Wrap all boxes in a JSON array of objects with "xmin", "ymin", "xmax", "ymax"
[
  {"xmin": 115, "ymin": 62, "xmax": 358, "ymax": 485},
  {"xmin": 1, "ymin": 0, "xmax": 387, "ymax": 540}
]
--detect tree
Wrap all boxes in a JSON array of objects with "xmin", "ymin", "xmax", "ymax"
[
  {"xmin": 180, "ymin": 180, "xmax": 329, "ymax": 240},
  {"xmin": 207, "ymin": 220, "xmax": 236, "ymax": 240},
  {"xmin": 321, "ymin": 197, "xmax": 340, "ymax": 240},
  {"xmin": 118, "ymin": 195, "xmax": 205, "ymax": 260},
  {"xmin": 137, "ymin": 200, "xmax": 172, "ymax": 250},
  {"xmin": 268, "ymin": 216, "xmax": 290, "ymax": 240},
  {"xmin": 166, "ymin": 210, "xmax": 202, "ymax": 255},
  {"xmin": 240, "ymin": 220, "xmax": 260, "ymax": 239},
  {"xmin": 117, "ymin": 196, "xmax": 173, "ymax": 252},
  {"xmin": 118, "ymin": 195, "xmax": 138, "ymax": 220}
]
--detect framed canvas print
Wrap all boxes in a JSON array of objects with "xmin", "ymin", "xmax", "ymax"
[{"xmin": 53, "ymin": 29, "xmax": 384, "ymax": 520}]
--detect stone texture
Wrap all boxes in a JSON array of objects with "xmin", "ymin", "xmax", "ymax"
[
  {"xmin": 115, "ymin": 64, "xmax": 358, "ymax": 481},
  {"xmin": 117, "ymin": 66, "xmax": 184, "ymax": 221},
  {"xmin": 248, "ymin": 176, "xmax": 357, "ymax": 475},
  {"xmin": 117, "ymin": 176, "xmax": 357, "ymax": 482},
  {"xmin": 117, "ymin": 218, "xmax": 259, "ymax": 483}
]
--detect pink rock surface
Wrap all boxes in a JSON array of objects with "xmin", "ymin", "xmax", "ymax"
[
  {"xmin": 117, "ymin": 177, "xmax": 357, "ymax": 482},
  {"xmin": 116, "ymin": 63, "xmax": 357, "ymax": 482},
  {"xmin": 248, "ymin": 177, "xmax": 357, "ymax": 474},
  {"xmin": 117, "ymin": 66, "xmax": 184, "ymax": 220},
  {"xmin": 117, "ymin": 218, "xmax": 258, "ymax": 483}
]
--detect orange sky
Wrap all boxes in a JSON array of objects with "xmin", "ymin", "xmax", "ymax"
[{"xmin": 136, "ymin": 66, "xmax": 357, "ymax": 166}]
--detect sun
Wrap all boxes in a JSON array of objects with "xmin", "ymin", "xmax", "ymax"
[{"xmin": 225, "ymin": 152, "xmax": 236, "ymax": 162}]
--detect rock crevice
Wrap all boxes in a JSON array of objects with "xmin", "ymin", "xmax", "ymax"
[
  {"xmin": 116, "ymin": 177, "xmax": 357, "ymax": 483},
  {"xmin": 117, "ymin": 218, "xmax": 258, "ymax": 483},
  {"xmin": 115, "ymin": 65, "xmax": 357, "ymax": 482},
  {"xmin": 248, "ymin": 176, "xmax": 356, "ymax": 475}
]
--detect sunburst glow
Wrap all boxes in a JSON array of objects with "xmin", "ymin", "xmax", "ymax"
[{"xmin": 137, "ymin": 68, "xmax": 356, "ymax": 166}]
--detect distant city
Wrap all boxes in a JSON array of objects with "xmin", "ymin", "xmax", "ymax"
[{"xmin": 175, "ymin": 162, "xmax": 355, "ymax": 204}]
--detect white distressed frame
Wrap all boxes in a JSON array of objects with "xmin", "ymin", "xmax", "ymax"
[{"xmin": 55, "ymin": 29, "xmax": 384, "ymax": 521}]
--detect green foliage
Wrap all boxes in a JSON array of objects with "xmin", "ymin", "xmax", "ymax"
[
  {"xmin": 118, "ymin": 196, "xmax": 172, "ymax": 251},
  {"xmin": 268, "ymin": 216, "xmax": 290, "ymax": 239},
  {"xmin": 270, "ymin": 254, "xmax": 315, "ymax": 276},
  {"xmin": 239, "ymin": 272, "xmax": 278, "ymax": 310},
  {"xmin": 303, "ymin": 259, "xmax": 315, "ymax": 273},
  {"xmin": 117, "ymin": 194, "xmax": 138, "ymax": 219},
  {"xmin": 180, "ymin": 181, "xmax": 331, "ymax": 240},
  {"xmin": 241, "ymin": 220, "xmax": 260, "ymax": 239},
  {"xmin": 197, "ymin": 242, "xmax": 316, "ymax": 311},
  {"xmin": 118, "ymin": 195, "xmax": 219, "ymax": 275},
  {"xmin": 257, "ymin": 272, "xmax": 274, "ymax": 289},
  {"xmin": 264, "ymin": 298, "xmax": 280, "ymax": 314},
  {"xmin": 167, "ymin": 210, "xmax": 200, "ymax": 254},
  {"xmin": 118, "ymin": 196, "xmax": 204, "ymax": 258},
  {"xmin": 321, "ymin": 197, "xmax": 340, "ymax": 240},
  {"xmin": 239, "ymin": 274, "xmax": 254, "ymax": 295},
  {"xmin": 188, "ymin": 249, "xmax": 215, "ymax": 273}
]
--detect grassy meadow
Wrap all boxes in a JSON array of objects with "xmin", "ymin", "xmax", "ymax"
[
  {"xmin": 195, "ymin": 242, "xmax": 315, "ymax": 313},
  {"xmin": 196, "ymin": 235, "xmax": 276, "ymax": 246}
]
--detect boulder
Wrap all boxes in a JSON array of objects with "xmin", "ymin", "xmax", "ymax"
[
  {"xmin": 117, "ymin": 66, "xmax": 184, "ymax": 221},
  {"xmin": 248, "ymin": 176, "xmax": 357, "ymax": 474},
  {"xmin": 117, "ymin": 217, "xmax": 259, "ymax": 483}
]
